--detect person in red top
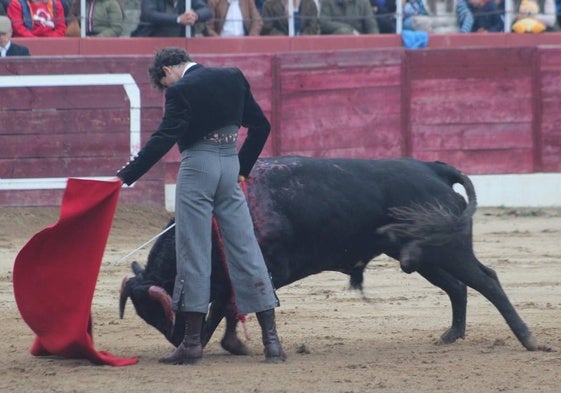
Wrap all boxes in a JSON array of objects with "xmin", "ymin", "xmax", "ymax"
[{"xmin": 7, "ymin": 0, "xmax": 66, "ymax": 37}]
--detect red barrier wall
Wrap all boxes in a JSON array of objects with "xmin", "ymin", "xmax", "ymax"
[
  {"xmin": 11, "ymin": 33, "xmax": 561, "ymax": 56},
  {"xmin": 2, "ymin": 42, "xmax": 561, "ymax": 207},
  {"xmin": 406, "ymin": 47, "xmax": 537, "ymax": 174}
]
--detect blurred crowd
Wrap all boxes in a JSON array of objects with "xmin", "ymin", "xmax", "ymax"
[{"xmin": 0, "ymin": 0, "xmax": 560, "ymax": 41}]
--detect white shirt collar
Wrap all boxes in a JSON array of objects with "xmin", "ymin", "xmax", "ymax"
[
  {"xmin": 182, "ymin": 62, "xmax": 197, "ymax": 77},
  {"xmin": 0, "ymin": 41, "xmax": 11, "ymax": 57}
]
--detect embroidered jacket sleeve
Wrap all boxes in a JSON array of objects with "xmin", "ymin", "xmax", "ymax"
[
  {"xmin": 117, "ymin": 85, "xmax": 190, "ymax": 185},
  {"xmin": 238, "ymin": 75, "xmax": 271, "ymax": 177}
]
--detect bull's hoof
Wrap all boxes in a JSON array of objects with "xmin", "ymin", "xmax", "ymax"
[
  {"xmin": 437, "ymin": 327, "xmax": 465, "ymax": 345},
  {"xmin": 523, "ymin": 334, "xmax": 539, "ymax": 351},
  {"xmin": 221, "ymin": 336, "xmax": 250, "ymax": 356}
]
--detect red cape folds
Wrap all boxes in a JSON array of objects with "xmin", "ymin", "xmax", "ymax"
[{"xmin": 13, "ymin": 178, "xmax": 138, "ymax": 366}]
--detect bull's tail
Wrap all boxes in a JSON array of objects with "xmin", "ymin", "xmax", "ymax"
[{"xmin": 378, "ymin": 165, "xmax": 477, "ymax": 248}]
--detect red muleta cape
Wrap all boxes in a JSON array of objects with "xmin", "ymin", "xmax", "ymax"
[{"xmin": 13, "ymin": 178, "xmax": 138, "ymax": 366}]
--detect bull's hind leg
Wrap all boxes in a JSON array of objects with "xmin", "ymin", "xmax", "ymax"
[
  {"xmin": 417, "ymin": 265, "xmax": 467, "ymax": 344},
  {"xmin": 220, "ymin": 302, "xmax": 250, "ymax": 355},
  {"xmin": 203, "ymin": 299, "xmax": 249, "ymax": 355},
  {"xmin": 446, "ymin": 255, "xmax": 539, "ymax": 351}
]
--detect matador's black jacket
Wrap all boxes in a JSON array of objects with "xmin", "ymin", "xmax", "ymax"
[{"xmin": 117, "ymin": 64, "xmax": 271, "ymax": 185}]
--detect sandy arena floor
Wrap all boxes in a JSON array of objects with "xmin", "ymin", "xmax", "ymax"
[{"xmin": 1, "ymin": 205, "xmax": 560, "ymax": 393}]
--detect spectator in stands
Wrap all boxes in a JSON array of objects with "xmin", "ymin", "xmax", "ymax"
[
  {"xmin": 319, "ymin": 0, "xmax": 379, "ymax": 34},
  {"xmin": 511, "ymin": 0, "xmax": 560, "ymax": 32},
  {"xmin": 0, "ymin": 0, "xmax": 7, "ymax": 16},
  {"xmin": 402, "ymin": 0, "xmax": 457, "ymax": 32},
  {"xmin": 8, "ymin": 0, "xmax": 67, "ymax": 37},
  {"xmin": 456, "ymin": 0, "xmax": 504, "ymax": 32},
  {"xmin": 68, "ymin": 0, "xmax": 125, "ymax": 36},
  {"xmin": 205, "ymin": 0, "xmax": 263, "ymax": 36},
  {"xmin": 131, "ymin": 0, "xmax": 211, "ymax": 37},
  {"xmin": 261, "ymin": 0, "xmax": 291, "ymax": 34},
  {"xmin": 255, "ymin": 0, "xmax": 267, "ymax": 12},
  {"xmin": 60, "ymin": 0, "xmax": 70, "ymax": 23},
  {"xmin": 402, "ymin": 0, "xmax": 432, "ymax": 31},
  {"xmin": 298, "ymin": 0, "xmax": 320, "ymax": 33},
  {"xmin": 261, "ymin": 0, "xmax": 319, "ymax": 35},
  {"xmin": 371, "ymin": 0, "xmax": 395, "ymax": 33},
  {"xmin": 0, "ymin": 15, "xmax": 31, "ymax": 56}
]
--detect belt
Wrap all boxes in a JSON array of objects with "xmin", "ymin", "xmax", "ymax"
[{"xmin": 202, "ymin": 131, "xmax": 238, "ymax": 143}]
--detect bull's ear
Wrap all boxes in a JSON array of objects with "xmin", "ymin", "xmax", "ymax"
[{"xmin": 131, "ymin": 261, "xmax": 145, "ymax": 275}]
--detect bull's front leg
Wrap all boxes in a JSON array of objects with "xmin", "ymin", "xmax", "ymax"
[
  {"xmin": 204, "ymin": 299, "xmax": 250, "ymax": 356},
  {"xmin": 417, "ymin": 265, "xmax": 467, "ymax": 344}
]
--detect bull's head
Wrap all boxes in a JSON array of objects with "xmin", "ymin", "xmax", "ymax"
[
  {"xmin": 119, "ymin": 261, "xmax": 186, "ymax": 346},
  {"xmin": 117, "ymin": 218, "xmax": 235, "ymax": 349}
]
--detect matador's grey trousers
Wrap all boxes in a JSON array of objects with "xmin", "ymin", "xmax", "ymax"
[{"xmin": 172, "ymin": 137, "xmax": 279, "ymax": 315}]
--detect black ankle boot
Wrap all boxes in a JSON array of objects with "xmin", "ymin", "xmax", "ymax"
[
  {"xmin": 159, "ymin": 312, "xmax": 204, "ymax": 365},
  {"xmin": 256, "ymin": 309, "xmax": 287, "ymax": 363}
]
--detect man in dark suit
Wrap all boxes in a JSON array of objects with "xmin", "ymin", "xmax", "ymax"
[
  {"xmin": 116, "ymin": 47, "xmax": 286, "ymax": 365},
  {"xmin": 131, "ymin": 0, "xmax": 211, "ymax": 37},
  {"xmin": 0, "ymin": 16, "xmax": 31, "ymax": 57}
]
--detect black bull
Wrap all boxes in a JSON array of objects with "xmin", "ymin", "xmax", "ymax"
[{"xmin": 120, "ymin": 156, "xmax": 541, "ymax": 353}]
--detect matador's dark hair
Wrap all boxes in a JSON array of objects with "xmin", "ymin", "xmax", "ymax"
[{"xmin": 148, "ymin": 47, "xmax": 192, "ymax": 90}]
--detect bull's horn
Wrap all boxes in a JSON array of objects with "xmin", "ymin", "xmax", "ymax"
[
  {"xmin": 148, "ymin": 285, "xmax": 175, "ymax": 339},
  {"xmin": 119, "ymin": 273, "xmax": 135, "ymax": 319},
  {"xmin": 131, "ymin": 261, "xmax": 145, "ymax": 275}
]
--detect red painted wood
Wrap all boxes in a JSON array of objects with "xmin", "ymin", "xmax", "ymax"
[
  {"xmin": 414, "ymin": 149, "xmax": 534, "ymax": 174},
  {"xmin": 0, "ymin": 132, "xmax": 129, "ymax": 159},
  {"xmin": 2, "ymin": 44, "xmax": 561, "ymax": 207},
  {"xmin": 0, "ymin": 189, "xmax": 66, "ymax": 206},
  {"xmin": 538, "ymin": 48, "xmax": 561, "ymax": 172},
  {"xmin": 118, "ymin": 178, "xmax": 166, "ymax": 209},
  {"xmin": 0, "ymin": 86, "xmax": 129, "ymax": 110},
  {"xmin": 278, "ymin": 49, "xmax": 403, "ymax": 70},
  {"xmin": 10, "ymin": 37, "xmax": 81, "ymax": 56},
  {"xmin": 0, "ymin": 108, "xmax": 129, "ymax": 137},
  {"xmin": 413, "ymin": 123, "xmax": 533, "ymax": 151},
  {"xmin": 1, "ymin": 157, "xmax": 129, "ymax": 178},
  {"xmin": 289, "ymin": 35, "xmax": 401, "ymax": 51},
  {"xmin": 405, "ymin": 46, "xmax": 538, "ymax": 174},
  {"xmin": 12, "ymin": 34, "xmax": 561, "ymax": 57},
  {"xmin": 406, "ymin": 47, "xmax": 534, "ymax": 80}
]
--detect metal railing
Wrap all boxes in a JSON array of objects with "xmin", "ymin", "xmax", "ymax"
[{"xmin": 21, "ymin": 0, "xmax": 561, "ymax": 37}]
